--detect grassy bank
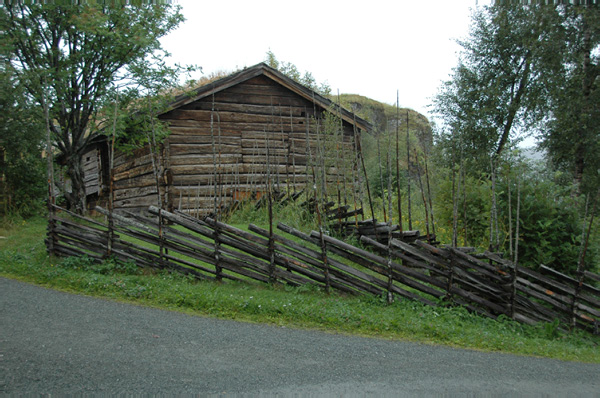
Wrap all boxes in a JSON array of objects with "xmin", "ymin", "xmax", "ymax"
[{"xmin": 1, "ymin": 216, "xmax": 598, "ymax": 363}]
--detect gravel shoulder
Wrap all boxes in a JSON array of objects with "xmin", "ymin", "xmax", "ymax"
[{"xmin": 1, "ymin": 277, "xmax": 599, "ymax": 395}]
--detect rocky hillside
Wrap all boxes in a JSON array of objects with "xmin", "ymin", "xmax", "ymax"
[{"xmin": 334, "ymin": 94, "xmax": 433, "ymax": 150}]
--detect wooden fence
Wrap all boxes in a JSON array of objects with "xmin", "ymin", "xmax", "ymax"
[{"xmin": 46, "ymin": 204, "xmax": 600, "ymax": 335}]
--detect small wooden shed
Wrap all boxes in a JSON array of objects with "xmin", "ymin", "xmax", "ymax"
[{"xmin": 100, "ymin": 62, "xmax": 371, "ymax": 215}]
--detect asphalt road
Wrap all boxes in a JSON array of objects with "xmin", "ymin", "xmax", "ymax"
[{"xmin": 1, "ymin": 277, "xmax": 599, "ymax": 396}]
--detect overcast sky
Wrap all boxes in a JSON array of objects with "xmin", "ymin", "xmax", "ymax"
[{"xmin": 160, "ymin": 0, "xmax": 491, "ymax": 122}]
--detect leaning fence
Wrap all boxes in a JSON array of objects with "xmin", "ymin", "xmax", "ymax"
[{"xmin": 46, "ymin": 204, "xmax": 599, "ymax": 335}]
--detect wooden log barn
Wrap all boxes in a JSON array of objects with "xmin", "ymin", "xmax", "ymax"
[{"xmin": 84, "ymin": 63, "xmax": 371, "ymax": 216}]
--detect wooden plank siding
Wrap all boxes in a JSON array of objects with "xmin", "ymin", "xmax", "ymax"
[{"xmin": 107, "ymin": 63, "xmax": 369, "ymax": 216}]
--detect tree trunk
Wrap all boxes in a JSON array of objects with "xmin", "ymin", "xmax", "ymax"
[
  {"xmin": 66, "ymin": 153, "xmax": 86, "ymax": 214},
  {"xmin": 573, "ymin": 12, "xmax": 597, "ymax": 193},
  {"xmin": 496, "ymin": 53, "xmax": 531, "ymax": 157}
]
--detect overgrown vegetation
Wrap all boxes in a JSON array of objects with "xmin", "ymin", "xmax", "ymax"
[
  {"xmin": 265, "ymin": 51, "xmax": 331, "ymax": 96},
  {"xmin": 430, "ymin": 3, "xmax": 599, "ymax": 274},
  {"xmin": 1, "ymin": 216, "xmax": 598, "ymax": 363},
  {"xmin": 0, "ymin": 63, "xmax": 46, "ymax": 217}
]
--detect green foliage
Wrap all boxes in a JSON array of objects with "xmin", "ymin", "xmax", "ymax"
[
  {"xmin": 227, "ymin": 191, "xmax": 318, "ymax": 233},
  {"xmin": 539, "ymin": 6, "xmax": 600, "ymax": 195},
  {"xmin": 0, "ymin": 63, "xmax": 46, "ymax": 217},
  {"xmin": 114, "ymin": 51, "xmax": 199, "ymax": 154},
  {"xmin": 434, "ymin": 170, "xmax": 491, "ymax": 247},
  {"xmin": 433, "ymin": 154, "xmax": 597, "ymax": 275},
  {"xmin": 434, "ymin": 4, "xmax": 599, "ymax": 194},
  {"xmin": 497, "ymin": 166, "xmax": 584, "ymax": 274},
  {"xmin": 433, "ymin": 4, "xmax": 566, "ymax": 169},
  {"xmin": 0, "ymin": 3, "xmax": 190, "ymax": 212},
  {"xmin": 59, "ymin": 254, "xmax": 141, "ymax": 275},
  {"xmin": 264, "ymin": 51, "xmax": 331, "ymax": 96}
]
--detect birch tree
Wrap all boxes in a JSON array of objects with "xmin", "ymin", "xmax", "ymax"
[{"xmin": 0, "ymin": 3, "xmax": 185, "ymax": 213}]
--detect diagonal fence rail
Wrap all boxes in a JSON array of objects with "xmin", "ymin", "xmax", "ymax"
[{"xmin": 46, "ymin": 204, "xmax": 599, "ymax": 335}]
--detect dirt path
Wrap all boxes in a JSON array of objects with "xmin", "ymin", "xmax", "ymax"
[{"xmin": 1, "ymin": 277, "xmax": 598, "ymax": 395}]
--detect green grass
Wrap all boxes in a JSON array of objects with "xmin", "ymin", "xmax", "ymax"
[{"xmin": 1, "ymin": 215, "xmax": 599, "ymax": 363}]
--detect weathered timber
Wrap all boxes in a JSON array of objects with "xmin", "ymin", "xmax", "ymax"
[
  {"xmin": 121, "ymin": 210, "xmax": 279, "ymax": 283},
  {"xmin": 180, "ymin": 101, "xmax": 308, "ymax": 117},
  {"xmin": 518, "ymin": 266, "xmax": 600, "ymax": 309},
  {"xmin": 153, "ymin": 209, "xmax": 315, "ymax": 286},
  {"xmin": 53, "ymin": 230, "xmax": 108, "ymax": 258},
  {"xmin": 168, "ymin": 134, "xmax": 241, "ymax": 145},
  {"xmin": 584, "ymin": 271, "xmax": 600, "ymax": 283},
  {"xmin": 50, "ymin": 204, "xmax": 107, "ymax": 228},
  {"xmin": 48, "ymin": 201, "xmax": 598, "ymax": 334},
  {"xmin": 251, "ymin": 224, "xmax": 384, "ymax": 295},
  {"xmin": 167, "ymin": 109, "xmax": 312, "ymax": 125},
  {"xmin": 361, "ymin": 236, "xmax": 511, "ymax": 313},
  {"xmin": 211, "ymin": 91, "xmax": 312, "ymax": 107},
  {"xmin": 113, "ymin": 175, "xmax": 157, "ymax": 190},
  {"xmin": 295, "ymin": 229, "xmax": 439, "ymax": 306},
  {"xmin": 113, "ymin": 194, "xmax": 160, "ymax": 209},
  {"xmin": 169, "ymin": 143, "xmax": 241, "ymax": 156},
  {"xmin": 540, "ymin": 265, "xmax": 600, "ymax": 298},
  {"xmin": 113, "ymin": 162, "xmax": 155, "ymax": 181},
  {"xmin": 52, "ymin": 242, "xmax": 100, "ymax": 260}
]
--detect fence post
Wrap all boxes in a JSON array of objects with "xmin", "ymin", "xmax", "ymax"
[
  {"xmin": 510, "ymin": 260, "xmax": 517, "ymax": 319},
  {"xmin": 268, "ymin": 174, "xmax": 276, "ymax": 284},
  {"xmin": 315, "ymin": 200, "xmax": 330, "ymax": 293},
  {"xmin": 47, "ymin": 203, "xmax": 56, "ymax": 256},
  {"xmin": 214, "ymin": 222, "xmax": 222, "ymax": 281},
  {"xmin": 446, "ymin": 253, "xmax": 454, "ymax": 302},
  {"xmin": 571, "ymin": 190, "xmax": 598, "ymax": 329}
]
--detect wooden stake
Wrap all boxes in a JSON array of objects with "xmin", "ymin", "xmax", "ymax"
[
  {"xmin": 266, "ymin": 128, "xmax": 276, "ymax": 284},
  {"xmin": 353, "ymin": 112, "xmax": 365, "ymax": 222},
  {"xmin": 145, "ymin": 96, "xmax": 165, "ymax": 264},
  {"xmin": 489, "ymin": 157, "xmax": 500, "ymax": 251},
  {"xmin": 511, "ymin": 170, "xmax": 521, "ymax": 318},
  {"xmin": 377, "ymin": 133, "xmax": 387, "ymax": 223},
  {"xmin": 508, "ymin": 165, "xmax": 513, "ymax": 259},
  {"xmin": 337, "ymin": 90, "xmax": 347, "ymax": 207},
  {"xmin": 290, "ymin": 106, "xmax": 296, "ymax": 192},
  {"xmin": 357, "ymin": 134, "xmax": 377, "ymax": 229},
  {"xmin": 386, "ymin": 133, "xmax": 394, "ymax": 303},
  {"xmin": 306, "ymin": 102, "xmax": 330, "ymax": 293},
  {"xmin": 462, "ymin": 159, "xmax": 468, "ymax": 246},
  {"xmin": 406, "ymin": 110, "xmax": 412, "ymax": 231},
  {"xmin": 41, "ymin": 81, "xmax": 56, "ymax": 256},
  {"xmin": 210, "ymin": 93, "xmax": 222, "ymax": 280},
  {"xmin": 107, "ymin": 88, "xmax": 119, "ymax": 257},
  {"xmin": 280, "ymin": 106, "xmax": 290, "ymax": 195},
  {"xmin": 452, "ymin": 163, "xmax": 459, "ymax": 248},
  {"xmin": 424, "ymin": 152, "xmax": 436, "ymax": 237},
  {"xmin": 395, "ymin": 91, "xmax": 403, "ymax": 233},
  {"xmin": 414, "ymin": 149, "xmax": 430, "ymax": 241},
  {"xmin": 572, "ymin": 189, "xmax": 599, "ymax": 329}
]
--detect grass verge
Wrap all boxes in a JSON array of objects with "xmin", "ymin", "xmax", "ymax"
[{"xmin": 1, "ymin": 216, "xmax": 598, "ymax": 363}]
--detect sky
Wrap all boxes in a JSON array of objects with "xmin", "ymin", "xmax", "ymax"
[{"xmin": 160, "ymin": 0, "xmax": 492, "ymax": 122}]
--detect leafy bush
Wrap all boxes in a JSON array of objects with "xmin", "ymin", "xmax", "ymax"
[
  {"xmin": 497, "ymin": 167, "xmax": 587, "ymax": 275},
  {"xmin": 434, "ymin": 156, "xmax": 595, "ymax": 275},
  {"xmin": 434, "ymin": 170, "xmax": 492, "ymax": 247},
  {"xmin": 0, "ymin": 65, "xmax": 46, "ymax": 217}
]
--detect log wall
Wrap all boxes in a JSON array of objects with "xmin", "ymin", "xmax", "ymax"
[
  {"xmin": 82, "ymin": 147, "xmax": 102, "ymax": 196},
  {"xmin": 112, "ymin": 145, "xmax": 159, "ymax": 212},
  {"xmin": 112, "ymin": 75, "xmax": 358, "ymax": 215}
]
